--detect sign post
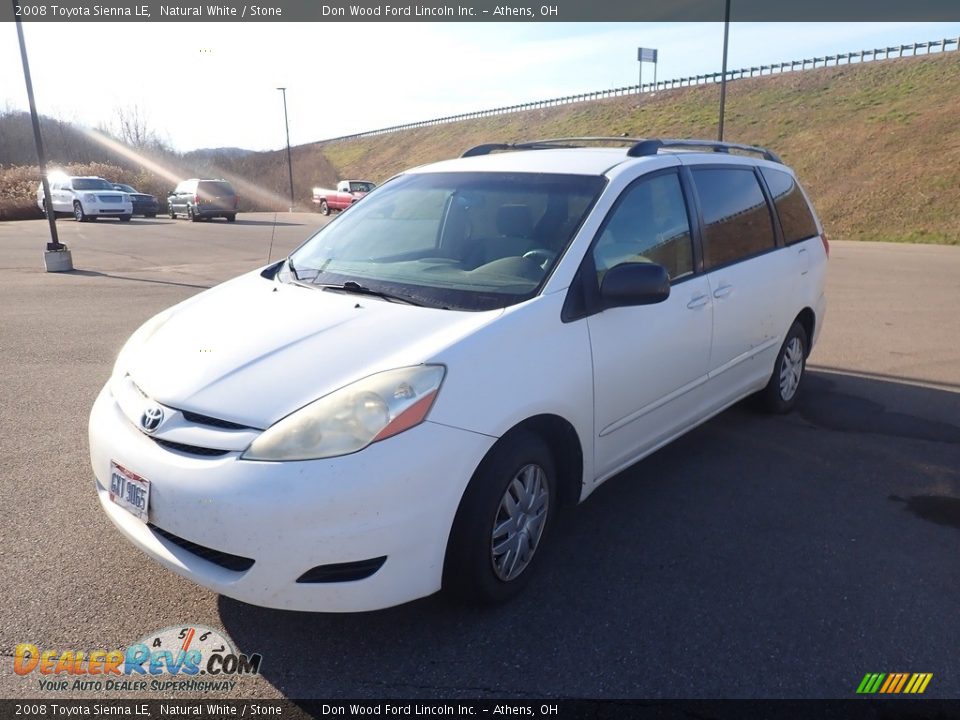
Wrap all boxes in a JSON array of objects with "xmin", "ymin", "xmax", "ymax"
[{"xmin": 637, "ymin": 47, "xmax": 658, "ymax": 94}]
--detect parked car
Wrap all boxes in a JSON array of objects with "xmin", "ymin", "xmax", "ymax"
[
  {"xmin": 111, "ymin": 183, "xmax": 159, "ymax": 218},
  {"xmin": 312, "ymin": 180, "xmax": 376, "ymax": 215},
  {"xmin": 90, "ymin": 138, "xmax": 827, "ymax": 612},
  {"xmin": 168, "ymin": 179, "xmax": 238, "ymax": 222},
  {"xmin": 37, "ymin": 176, "xmax": 132, "ymax": 222}
]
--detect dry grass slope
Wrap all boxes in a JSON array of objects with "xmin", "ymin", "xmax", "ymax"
[{"xmin": 311, "ymin": 53, "xmax": 960, "ymax": 244}]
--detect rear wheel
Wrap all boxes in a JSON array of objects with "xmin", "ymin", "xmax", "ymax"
[
  {"xmin": 169, "ymin": 206, "xmax": 177, "ymax": 219},
  {"xmin": 444, "ymin": 431, "xmax": 556, "ymax": 604},
  {"xmin": 319, "ymin": 200, "xmax": 329, "ymax": 216},
  {"xmin": 758, "ymin": 321, "xmax": 809, "ymax": 413},
  {"xmin": 225, "ymin": 214, "xmax": 236, "ymax": 222},
  {"xmin": 119, "ymin": 214, "xmax": 132, "ymax": 222},
  {"xmin": 188, "ymin": 206, "xmax": 198, "ymax": 222},
  {"xmin": 147, "ymin": 213, "xmax": 157, "ymax": 219},
  {"xmin": 73, "ymin": 201, "xmax": 87, "ymax": 222}
]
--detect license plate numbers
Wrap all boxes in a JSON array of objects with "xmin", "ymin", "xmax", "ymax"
[{"xmin": 109, "ymin": 461, "xmax": 150, "ymax": 522}]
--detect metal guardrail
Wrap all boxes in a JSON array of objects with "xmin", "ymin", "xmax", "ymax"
[{"xmin": 319, "ymin": 37, "xmax": 959, "ymax": 144}]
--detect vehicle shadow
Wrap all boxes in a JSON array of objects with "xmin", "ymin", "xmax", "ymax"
[
  {"xmin": 229, "ymin": 219, "xmax": 304, "ymax": 227},
  {"xmin": 217, "ymin": 369, "xmax": 960, "ymax": 699},
  {"xmin": 65, "ymin": 268, "xmax": 212, "ymax": 290}
]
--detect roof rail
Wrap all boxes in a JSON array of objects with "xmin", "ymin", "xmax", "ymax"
[
  {"xmin": 461, "ymin": 137, "xmax": 644, "ymax": 157},
  {"xmin": 461, "ymin": 137, "xmax": 782, "ymax": 163},
  {"xmin": 627, "ymin": 139, "xmax": 782, "ymax": 163}
]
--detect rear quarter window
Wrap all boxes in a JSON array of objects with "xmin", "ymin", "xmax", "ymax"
[
  {"xmin": 691, "ymin": 167, "xmax": 776, "ymax": 269},
  {"xmin": 760, "ymin": 167, "xmax": 819, "ymax": 245}
]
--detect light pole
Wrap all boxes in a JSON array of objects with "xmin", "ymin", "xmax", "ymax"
[
  {"xmin": 14, "ymin": 1, "xmax": 72, "ymax": 271},
  {"xmin": 277, "ymin": 87, "xmax": 295, "ymax": 212},
  {"xmin": 718, "ymin": 0, "xmax": 731, "ymax": 141}
]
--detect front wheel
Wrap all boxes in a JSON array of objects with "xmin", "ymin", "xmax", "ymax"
[
  {"xmin": 318, "ymin": 200, "xmax": 329, "ymax": 216},
  {"xmin": 169, "ymin": 207, "xmax": 177, "ymax": 219},
  {"xmin": 73, "ymin": 201, "xmax": 87, "ymax": 222},
  {"xmin": 758, "ymin": 321, "xmax": 809, "ymax": 413},
  {"xmin": 443, "ymin": 431, "xmax": 556, "ymax": 604}
]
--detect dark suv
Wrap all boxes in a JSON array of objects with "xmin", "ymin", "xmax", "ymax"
[{"xmin": 168, "ymin": 179, "xmax": 238, "ymax": 222}]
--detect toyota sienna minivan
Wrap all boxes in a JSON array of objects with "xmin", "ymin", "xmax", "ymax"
[{"xmin": 90, "ymin": 138, "xmax": 828, "ymax": 612}]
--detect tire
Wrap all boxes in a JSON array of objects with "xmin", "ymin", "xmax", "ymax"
[
  {"xmin": 188, "ymin": 206, "xmax": 198, "ymax": 222},
  {"xmin": 758, "ymin": 321, "xmax": 809, "ymax": 414},
  {"xmin": 169, "ymin": 207, "xmax": 177, "ymax": 219},
  {"xmin": 226, "ymin": 214, "xmax": 236, "ymax": 222},
  {"xmin": 319, "ymin": 200, "xmax": 329, "ymax": 216},
  {"xmin": 119, "ymin": 215, "xmax": 132, "ymax": 222},
  {"xmin": 147, "ymin": 213, "xmax": 157, "ymax": 219},
  {"xmin": 73, "ymin": 201, "xmax": 87, "ymax": 222},
  {"xmin": 443, "ymin": 430, "xmax": 556, "ymax": 605}
]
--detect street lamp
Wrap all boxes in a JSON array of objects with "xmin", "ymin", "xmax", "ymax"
[
  {"xmin": 14, "ymin": 1, "xmax": 72, "ymax": 272},
  {"xmin": 277, "ymin": 87, "xmax": 295, "ymax": 212}
]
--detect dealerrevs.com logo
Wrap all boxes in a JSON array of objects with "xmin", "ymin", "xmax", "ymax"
[{"xmin": 14, "ymin": 625, "xmax": 262, "ymax": 693}]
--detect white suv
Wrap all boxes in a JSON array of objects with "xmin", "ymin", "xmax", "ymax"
[
  {"xmin": 37, "ymin": 175, "xmax": 133, "ymax": 222},
  {"xmin": 89, "ymin": 138, "xmax": 828, "ymax": 612}
]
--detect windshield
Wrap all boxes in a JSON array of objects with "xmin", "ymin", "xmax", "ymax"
[
  {"xmin": 349, "ymin": 182, "xmax": 376, "ymax": 193},
  {"xmin": 287, "ymin": 171, "xmax": 606, "ymax": 311},
  {"xmin": 73, "ymin": 178, "xmax": 114, "ymax": 190},
  {"xmin": 114, "ymin": 184, "xmax": 136, "ymax": 193}
]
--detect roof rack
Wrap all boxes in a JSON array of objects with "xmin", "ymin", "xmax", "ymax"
[
  {"xmin": 461, "ymin": 137, "xmax": 643, "ymax": 157},
  {"xmin": 461, "ymin": 136, "xmax": 782, "ymax": 163},
  {"xmin": 626, "ymin": 139, "xmax": 782, "ymax": 163}
]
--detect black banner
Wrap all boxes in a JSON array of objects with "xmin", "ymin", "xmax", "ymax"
[
  {"xmin": 3, "ymin": 0, "xmax": 960, "ymax": 22},
  {"xmin": 3, "ymin": 700, "xmax": 960, "ymax": 720}
]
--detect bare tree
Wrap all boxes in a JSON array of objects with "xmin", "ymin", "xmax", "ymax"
[{"xmin": 115, "ymin": 104, "xmax": 163, "ymax": 150}]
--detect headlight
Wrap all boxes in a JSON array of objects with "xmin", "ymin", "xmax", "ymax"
[
  {"xmin": 83, "ymin": 193, "xmax": 98, "ymax": 203},
  {"xmin": 242, "ymin": 365, "xmax": 445, "ymax": 462}
]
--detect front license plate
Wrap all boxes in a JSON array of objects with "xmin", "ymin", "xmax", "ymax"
[{"xmin": 109, "ymin": 461, "xmax": 150, "ymax": 522}]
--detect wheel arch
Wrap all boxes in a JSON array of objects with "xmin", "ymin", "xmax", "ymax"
[
  {"xmin": 794, "ymin": 307, "xmax": 816, "ymax": 357},
  {"xmin": 494, "ymin": 413, "xmax": 584, "ymax": 508}
]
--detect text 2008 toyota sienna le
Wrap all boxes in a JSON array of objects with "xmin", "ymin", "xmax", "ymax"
[{"xmin": 90, "ymin": 138, "xmax": 828, "ymax": 612}]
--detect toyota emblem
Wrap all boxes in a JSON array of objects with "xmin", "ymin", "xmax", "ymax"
[{"xmin": 140, "ymin": 405, "xmax": 164, "ymax": 433}]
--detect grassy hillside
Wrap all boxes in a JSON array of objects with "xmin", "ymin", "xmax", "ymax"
[
  {"xmin": 312, "ymin": 52, "xmax": 959, "ymax": 244},
  {"xmin": 2, "ymin": 52, "xmax": 958, "ymax": 243}
]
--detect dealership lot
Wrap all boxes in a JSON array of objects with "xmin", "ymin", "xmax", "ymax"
[{"xmin": 1, "ymin": 215, "xmax": 958, "ymax": 699}]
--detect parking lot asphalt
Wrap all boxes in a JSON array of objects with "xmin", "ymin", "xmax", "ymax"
[{"xmin": 0, "ymin": 215, "xmax": 958, "ymax": 700}]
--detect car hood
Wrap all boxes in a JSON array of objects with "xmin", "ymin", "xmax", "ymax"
[
  {"xmin": 120, "ymin": 269, "xmax": 502, "ymax": 428},
  {"xmin": 129, "ymin": 193, "xmax": 157, "ymax": 201}
]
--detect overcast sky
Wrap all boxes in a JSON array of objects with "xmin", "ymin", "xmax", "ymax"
[{"xmin": 3, "ymin": 21, "xmax": 959, "ymax": 152}]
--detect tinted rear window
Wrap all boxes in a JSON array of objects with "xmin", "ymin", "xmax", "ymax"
[
  {"xmin": 198, "ymin": 181, "xmax": 235, "ymax": 196},
  {"xmin": 692, "ymin": 167, "xmax": 775, "ymax": 269},
  {"xmin": 760, "ymin": 167, "xmax": 819, "ymax": 244}
]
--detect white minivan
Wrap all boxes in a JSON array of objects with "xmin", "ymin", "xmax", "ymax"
[{"xmin": 89, "ymin": 138, "xmax": 828, "ymax": 612}]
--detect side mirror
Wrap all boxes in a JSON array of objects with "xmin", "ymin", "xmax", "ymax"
[{"xmin": 599, "ymin": 262, "xmax": 670, "ymax": 309}]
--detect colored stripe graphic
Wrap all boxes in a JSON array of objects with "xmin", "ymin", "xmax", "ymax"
[{"xmin": 856, "ymin": 673, "xmax": 932, "ymax": 694}]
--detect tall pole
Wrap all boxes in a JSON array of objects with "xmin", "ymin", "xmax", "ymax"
[
  {"xmin": 718, "ymin": 0, "xmax": 731, "ymax": 141},
  {"xmin": 277, "ymin": 87, "xmax": 294, "ymax": 212},
  {"xmin": 14, "ymin": 4, "xmax": 62, "ymax": 251}
]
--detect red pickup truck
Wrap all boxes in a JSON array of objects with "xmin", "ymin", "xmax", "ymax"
[{"xmin": 312, "ymin": 180, "xmax": 376, "ymax": 215}]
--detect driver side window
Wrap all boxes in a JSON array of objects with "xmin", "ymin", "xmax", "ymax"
[{"xmin": 593, "ymin": 172, "xmax": 694, "ymax": 282}]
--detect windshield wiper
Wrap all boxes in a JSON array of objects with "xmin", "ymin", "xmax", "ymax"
[{"xmin": 317, "ymin": 280, "xmax": 424, "ymax": 306}]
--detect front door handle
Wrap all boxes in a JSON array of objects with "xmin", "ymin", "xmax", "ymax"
[
  {"xmin": 712, "ymin": 284, "xmax": 733, "ymax": 299},
  {"xmin": 687, "ymin": 294, "xmax": 710, "ymax": 309}
]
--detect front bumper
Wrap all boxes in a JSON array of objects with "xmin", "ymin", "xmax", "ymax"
[{"xmin": 89, "ymin": 384, "xmax": 495, "ymax": 612}]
